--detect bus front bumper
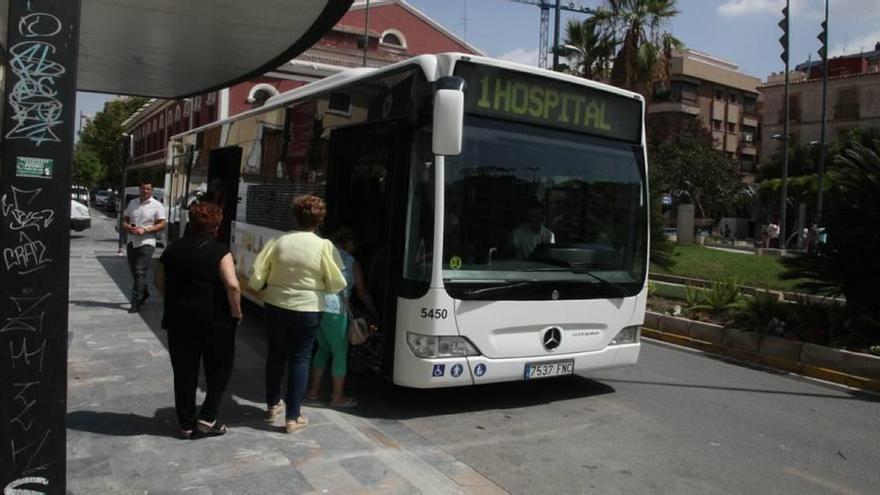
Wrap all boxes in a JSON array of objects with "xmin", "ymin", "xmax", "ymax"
[{"xmin": 393, "ymin": 343, "xmax": 640, "ymax": 388}]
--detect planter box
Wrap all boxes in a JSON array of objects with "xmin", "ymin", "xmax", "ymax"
[
  {"xmin": 759, "ymin": 335, "xmax": 803, "ymax": 362},
  {"xmin": 689, "ymin": 320, "xmax": 725, "ymax": 344},
  {"xmin": 659, "ymin": 315, "xmax": 691, "ymax": 336},
  {"xmin": 644, "ymin": 311, "xmax": 662, "ymax": 329},
  {"xmin": 841, "ymin": 350, "xmax": 880, "ymax": 380},
  {"xmin": 723, "ymin": 328, "xmax": 761, "ymax": 352},
  {"xmin": 800, "ymin": 343, "xmax": 845, "ymax": 370}
]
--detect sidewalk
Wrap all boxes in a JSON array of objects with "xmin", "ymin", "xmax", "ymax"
[{"xmin": 67, "ymin": 212, "xmax": 505, "ymax": 494}]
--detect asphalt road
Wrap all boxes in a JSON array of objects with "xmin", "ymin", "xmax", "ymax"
[
  {"xmin": 350, "ymin": 339, "xmax": 880, "ymax": 494},
  {"xmin": 82, "ymin": 209, "xmax": 879, "ymax": 494}
]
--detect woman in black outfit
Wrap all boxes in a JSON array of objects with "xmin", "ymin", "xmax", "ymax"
[{"xmin": 155, "ymin": 202, "xmax": 242, "ymax": 438}]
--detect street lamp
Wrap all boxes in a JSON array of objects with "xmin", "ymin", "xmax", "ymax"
[
  {"xmin": 563, "ymin": 44, "xmax": 585, "ymax": 56},
  {"xmin": 771, "ymin": 132, "xmax": 790, "ymax": 249}
]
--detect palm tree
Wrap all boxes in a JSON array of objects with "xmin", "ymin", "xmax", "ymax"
[
  {"xmin": 588, "ymin": 0, "xmax": 683, "ymax": 95},
  {"xmin": 560, "ymin": 19, "xmax": 616, "ymax": 81}
]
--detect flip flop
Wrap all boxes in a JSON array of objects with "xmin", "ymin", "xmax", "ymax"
[
  {"xmin": 180, "ymin": 428, "xmax": 195, "ymax": 439},
  {"xmin": 196, "ymin": 419, "xmax": 227, "ymax": 436}
]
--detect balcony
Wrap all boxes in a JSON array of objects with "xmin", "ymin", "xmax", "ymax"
[{"xmin": 648, "ymin": 101, "xmax": 700, "ymax": 115}]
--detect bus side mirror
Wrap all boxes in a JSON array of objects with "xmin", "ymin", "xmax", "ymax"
[{"xmin": 432, "ymin": 76, "xmax": 466, "ymax": 156}]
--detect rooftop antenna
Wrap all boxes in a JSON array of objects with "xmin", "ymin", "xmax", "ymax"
[{"xmin": 463, "ymin": 0, "xmax": 468, "ymax": 42}]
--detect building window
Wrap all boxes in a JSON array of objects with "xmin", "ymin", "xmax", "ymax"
[
  {"xmin": 727, "ymin": 122, "xmax": 736, "ymax": 133},
  {"xmin": 183, "ymin": 100, "xmax": 192, "ymax": 116},
  {"xmin": 207, "ymin": 92, "xmax": 217, "ymax": 105},
  {"xmin": 327, "ymin": 92, "xmax": 352, "ymax": 116},
  {"xmin": 174, "ymin": 106, "xmax": 181, "ymax": 122},
  {"xmin": 713, "ymin": 119, "xmax": 722, "ymax": 130},
  {"xmin": 379, "ymin": 29, "xmax": 407, "ymax": 49},
  {"xmin": 835, "ymin": 88, "xmax": 860, "ymax": 119},
  {"xmin": 728, "ymin": 93, "xmax": 737, "ymax": 104},
  {"xmin": 715, "ymin": 89, "xmax": 724, "ymax": 100},
  {"xmin": 159, "ymin": 115, "xmax": 164, "ymax": 128},
  {"xmin": 743, "ymin": 95, "xmax": 757, "ymax": 114},
  {"xmin": 194, "ymin": 96, "xmax": 202, "ymax": 110}
]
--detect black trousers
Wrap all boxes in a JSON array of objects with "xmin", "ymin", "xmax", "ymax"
[
  {"xmin": 167, "ymin": 324, "xmax": 236, "ymax": 430},
  {"xmin": 127, "ymin": 242, "xmax": 154, "ymax": 304}
]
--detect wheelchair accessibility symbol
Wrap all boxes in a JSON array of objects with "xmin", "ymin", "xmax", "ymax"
[
  {"xmin": 451, "ymin": 364, "xmax": 463, "ymax": 377},
  {"xmin": 474, "ymin": 363, "xmax": 487, "ymax": 377},
  {"xmin": 432, "ymin": 364, "xmax": 445, "ymax": 377}
]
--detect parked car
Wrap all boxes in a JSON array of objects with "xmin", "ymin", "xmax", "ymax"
[
  {"xmin": 70, "ymin": 199, "xmax": 91, "ymax": 231},
  {"xmin": 94, "ymin": 190, "xmax": 115, "ymax": 209},
  {"xmin": 71, "ymin": 185, "xmax": 90, "ymax": 205}
]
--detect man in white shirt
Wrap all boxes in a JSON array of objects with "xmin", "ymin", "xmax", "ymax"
[
  {"xmin": 510, "ymin": 203, "xmax": 555, "ymax": 260},
  {"xmin": 124, "ymin": 182, "xmax": 166, "ymax": 313}
]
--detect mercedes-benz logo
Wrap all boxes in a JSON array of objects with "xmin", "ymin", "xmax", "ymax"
[{"xmin": 542, "ymin": 327, "xmax": 562, "ymax": 351}]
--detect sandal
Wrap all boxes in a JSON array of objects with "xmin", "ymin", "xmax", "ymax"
[
  {"xmin": 266, "ymin": 400, "xmax": 284, "ymax": 420},
  {"xmin": 285, "ymin": 415, "xmax": 308, "ymax": 434},
  {"xmin": 329, "ymin": 397, "xmax": 358, "ymax": 409},
  {"xmin": 196, "ymin": 419, "xmax": 227, "ymax": 436},
  {"xmin": 180, "ymin": 428, "xmax": 195, "ymax": 439}
]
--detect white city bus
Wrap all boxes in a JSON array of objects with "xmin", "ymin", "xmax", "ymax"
[{"xmin": 164, "ymin": 53, "xmax": 648, "ymax": 388}]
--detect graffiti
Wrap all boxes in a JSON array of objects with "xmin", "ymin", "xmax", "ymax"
[
  {"xmin": 9, "ymin": 338, "xmax": 47, "ymax": 372},
  {"xmin": 1, "ymin": 187, "xmax": 54, "ymax": 232},
  {"xmin": 18, "ymin": 13, "xmax": 63, "ymax": 38},
  {"xmin": 10, "ymin": 383, "xmax": 39, "ymax": 432},
  {"xmin": 4, "ymin": 477, "xmax": 49, "ymax": 495},
  {"xmin": 1, "ymin": 293, "xmax": 51, "ymax": 334},
  {"xmin": 5, "ymin": 12, "xmax": 65, "ymax": 146},
  {"xmin": 9, "ymin": 430, "xmax": 51, "ymax": 476},
  {"xmin": 3, "ymin": 233, "xmax": 51, "ymax": 275}
]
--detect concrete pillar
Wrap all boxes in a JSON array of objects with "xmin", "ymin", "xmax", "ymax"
[
  {"xmin": 1, "ymin": 1, "xmax": 81, "ymax": 491},
  {"xmin": 677, "ymin": 204, "xmax": 695, "ymax": 245}
]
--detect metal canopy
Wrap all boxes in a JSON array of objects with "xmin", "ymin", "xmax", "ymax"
[{"xmin": 77, "ymin": 0, "xmax": 354, "ymax": 97}]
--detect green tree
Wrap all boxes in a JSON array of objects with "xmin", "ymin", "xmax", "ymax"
[
  {"xmin": 759, "ymin": 141, "xmax": 818, "ymax": 180},
  {"xmin": 589, "ymin": 0, "xmax": 683, "ymax": 94},
  {"xmin": 79, "ymin": 96, "xmax": 149, "ymax": 188},
  {"xmin": 558, "ymin": 19, "xmax": 616, "ymax": 80},
  {"xmin": 648, "ymin": 114, "xmax": 744, "ymax": 219},
  {"xmin": 781, "ymin": 142, "xmax": 880, "ymax": 345},
  {"xmin": 72, "ymin": 143, "xmax": 104, "ymax": 189}
]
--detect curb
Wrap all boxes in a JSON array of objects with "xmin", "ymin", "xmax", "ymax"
[{"xmin": 641, "ymin": 326, "xmax": 880, "ymax": 394}]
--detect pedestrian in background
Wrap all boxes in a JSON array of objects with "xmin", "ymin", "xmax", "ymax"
[
  {"xmin": 124, "ymin": 182, "xmax": 166, "ymax": 313},
  {"xmin": 249, "ymin": 195, "xmax": 346, "ymax": 434},
  {"xmin": 155, "ymin": 202, "xmax": 242, "ymax": 439}
]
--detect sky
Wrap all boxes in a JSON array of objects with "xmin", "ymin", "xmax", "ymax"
[{"xmin": 76, "ymin": 0, "xmax": 880, "ymax": 129}]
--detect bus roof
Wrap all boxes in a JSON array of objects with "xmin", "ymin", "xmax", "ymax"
[{"xmin": 171, "ymin": 53, "xmax": 643, "ymax": 140}]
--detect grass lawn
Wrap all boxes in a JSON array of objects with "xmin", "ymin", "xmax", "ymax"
[{"xmin": 650, "ymin": 244, "xmax": 799, "ymax": 291}]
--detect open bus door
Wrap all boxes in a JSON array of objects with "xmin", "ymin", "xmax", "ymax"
[
  {"xmin": 325, "ymin": 122, "xmax": 411, "ymax": 377},
  {"xmin": 206, "ymin": 147, "xmax": 243, "ymax": 246}
]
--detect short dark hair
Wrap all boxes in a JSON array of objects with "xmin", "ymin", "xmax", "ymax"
[
  {"xmin": 331, "ymin": 226, "xmax": 358, "ymax": 245},
  {"xmin": 292, "ymin": 195, "xmax": 326, "ymax": 230},
  {"xmin": 188, "ymin": 202, "xmax": 223, "ymax": 235}
]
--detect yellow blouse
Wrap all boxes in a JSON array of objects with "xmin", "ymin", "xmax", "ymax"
[{"xmin": 248, "ymin": 231, "xmax": 346, "ymax": 312}]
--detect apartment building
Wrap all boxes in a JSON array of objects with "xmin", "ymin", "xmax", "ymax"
[
  {"xmin": 650, "ymin": 49, "xmax": 763, "ymax": 176},
  {"xmin": 759, "ymin": 43, "xmax": 880, "ymax": 162}
]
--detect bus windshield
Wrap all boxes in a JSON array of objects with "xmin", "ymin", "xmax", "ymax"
[{"xmin": 442, "ymin": 117, "xmax": 647, "ymax": 300}]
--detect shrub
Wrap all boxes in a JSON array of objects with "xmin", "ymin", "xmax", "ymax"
[{"xmin": 686, "ymin": 278, "xmax": 744, "ymax": 319}]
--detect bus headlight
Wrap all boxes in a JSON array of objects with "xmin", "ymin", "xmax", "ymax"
[
  {"xmin": 406, "ymin": 333, "xmax": 480, "ymax": 358},
  {"xmin": 610, "ymin": 325, "xmax": 640, "ymax": 345}
]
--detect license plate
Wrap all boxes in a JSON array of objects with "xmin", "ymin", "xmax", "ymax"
[{"xmin": 524, "ymin": 359, "xmax": 574, "ymax": 380}]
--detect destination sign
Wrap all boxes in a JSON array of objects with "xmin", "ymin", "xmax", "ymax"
[{"xmin": 454, "ymin": 62, "xmax": 642, "ymax": 143}]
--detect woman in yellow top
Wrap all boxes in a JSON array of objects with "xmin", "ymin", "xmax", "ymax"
[{"xmin": 249, "ymin": 195, "xmax": 346, "ymax": 433}]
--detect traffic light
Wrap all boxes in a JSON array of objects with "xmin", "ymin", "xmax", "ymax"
[
  {"xmin": 779, "ymin": 4, "xmax": 790, "ymax": 64},
  {"xmin": 818, "ymin": 20, "xmax": 828, "ymax": 62}
]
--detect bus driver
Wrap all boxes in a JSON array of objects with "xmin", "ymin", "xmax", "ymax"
[{"xmin": 510, "ymin": 201, "xmax": 555, "ymax": 260}]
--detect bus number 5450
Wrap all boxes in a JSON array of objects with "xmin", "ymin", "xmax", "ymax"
[{"xmin": 420, "ymin": 308, "xmax": 448, "ymax": 319}]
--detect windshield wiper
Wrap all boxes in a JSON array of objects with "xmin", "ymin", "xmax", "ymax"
[
  {"xmin": 459, "ymin": 281, "xmax": 536, "ymax": 298},
  {"xmin": 529, "ymin": 259, "xmax": 627, "ymax": 298}
]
